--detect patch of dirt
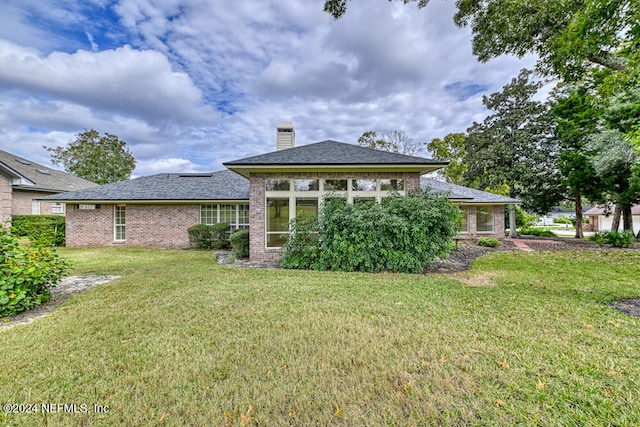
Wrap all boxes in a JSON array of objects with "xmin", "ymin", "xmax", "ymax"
[
  {"xmin": 0, "ymin": 275, "xmax": 119, "ymax": 330},
  {"xmin": 609, "ymin": 299, "xmax": 640, "ymax": 318}
]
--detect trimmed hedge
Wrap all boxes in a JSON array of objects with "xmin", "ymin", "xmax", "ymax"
[
  {"xmin": 230, "ymin": 228, "xmax": 249, "ymax": 259},
  {"xmin": 10, "ymin": 215, "xmax": 66, "ymax": 247},
  {"xmin": 281, "ymin": 190, "xmax": 461, "ymax": 273},
  {"xmin": 478, "ymin": 237, "xmax": 501, "ymax": 247},
  {"xmin": 187, "ymin": 223, "xmax": 230, "ymax": 250}
]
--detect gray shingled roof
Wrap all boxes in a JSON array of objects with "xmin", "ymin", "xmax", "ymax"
[
  {"xmin": 41, "ymin": 170, "xmax": 250, "ymax": 202},
  {"xmin": 585, "ymin": 205, "xmax": 640, "ymax": 216},
  {"xmin": 421, "ymin": 177, "xmax": 520, "ymax": 204},
  {"xmin": 224, "ymin": 140, "xmax": 449, "ymax": 166},
  {"xmin": 0, "ymin": 149, "xmax": 96, "ymax": 193}
]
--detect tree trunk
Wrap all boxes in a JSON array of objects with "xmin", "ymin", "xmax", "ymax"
[
  {"xmin": 574, "ymin": 193, "xmax": 584, "ymax": 239},
  {"xmin": 623, "ymin": 204, "xmax": 634, "ymax": 233},
  {"xmin": 508, "ymin": 204, "xmax": 517, "ymax": 238},
  {"xmin": 611, "ymin": 204, "xmax": 622, "ymax": 232}
]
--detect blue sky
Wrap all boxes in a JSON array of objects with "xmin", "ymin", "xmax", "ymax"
[{"xmin": 0, "ymin": 0, "xmax": 536, "ymax": 177}]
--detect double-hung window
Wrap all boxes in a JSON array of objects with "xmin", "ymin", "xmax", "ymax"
[{"xmin": 114, "ymin": 205, "xmax": 126, "ymax": 241}]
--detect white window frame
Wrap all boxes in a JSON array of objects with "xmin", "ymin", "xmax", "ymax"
[
  {"xmin": 476, "ymin": 205, "xmax": 495, "ymax": 233},
  {"xmin": 459, "ymin": 205, "xmax": 470, "ymax": 233},
  {"xmin": 265, "ymin": 178, "xmax": 406, "ymax": 248},
  {"xmin": 51, "ymin": 203, "xmax": 64, "ymax": 214},
  {"xmin": 114, "ymin": 205, "xmax": 126, "ymax": 241},
  {"xmin": 31, "ymin": 200, "xmax": 41, "ymax": 215},
  {"xmin": 200, "ymin": 204, "xmax": 250, "ymax": 230}
]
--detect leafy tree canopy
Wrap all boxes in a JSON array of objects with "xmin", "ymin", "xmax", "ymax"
[
  {"xmin": 45, "ymin": 129, "xmax": 136, "ymax": 185},
  {"xmin": 324, "ymin": 0, "xmax": 639, "ymax": 81},
  {"xmin": 357, "ymin": 130, "xmax": 422, "ymax": 155},
  {"xmin": 426, "ymin": 132, "xmax": 468, "ymax": 185},
  {"xmin": 464, "ymin": 69, "xmax": 562, "ymax": 232}
]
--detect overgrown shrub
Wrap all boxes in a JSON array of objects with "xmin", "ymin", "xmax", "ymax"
[
  {"xmin": 10, "ymin": 215, "xmax": 66, "ymax": 246},
  {"xmin": 518, "ymin": 227, "xmax": 557, "ymax": 237},
  {"xmin": 477, "ymin": 237, "xmax": 501, "ymax": 247},
  {"xmin": 0, "ymin": 225, "xmax": 70, "ymax": 317},
  {"xmin": 281, "ymin": 190, "xmax": 461, "ymax": 273},
  {"xmin": 588, "ymin": 230, "xmax": 636, "ymax": 247},
  {"xmin": 187, "ymin": 223, "xmax": 230, "ymax": 250},
  {"xmin": 230, "ymin": 228, "xmax": 249, "ymax": 258}
]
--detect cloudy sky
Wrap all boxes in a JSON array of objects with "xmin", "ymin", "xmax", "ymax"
[{"xmin": 0, "ymin": 0, "xmax": 536, "ymax": 177}]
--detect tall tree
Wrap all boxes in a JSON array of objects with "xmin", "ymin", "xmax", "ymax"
[
  {"xmin": 357, "ymin": 130, "xmax": 422, "ymax": 155},
  {"xmin": 324, "ymin": 0, "xmax": 639, "ymax": 81},
  {"xmin": 45, "ymin": 129, "xmax": 136, "ymax": 184},
  {"xmin": 550, "ymin": 84, "xmax": 603, "ymax": 238},
  {"xmin": 587, "ymin": 129, "xmax": 640, "ymax": 233},
  {"xmin": 463, "ymin": 69, "xmax": 562, "ymax": 237},
  {"xmin": 426, "ymin": 132, "xmax": 468, "ymax": 185}
]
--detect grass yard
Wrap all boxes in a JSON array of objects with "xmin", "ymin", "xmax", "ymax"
[{"xmin": 1, "ymin": 248, "xmax": 639, "ymax": 426}]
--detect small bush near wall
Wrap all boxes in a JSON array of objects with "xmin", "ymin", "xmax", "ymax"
[
  {"xmin": 478, "ymin": 237, "xmax": 501, "ymax": 247},
  {"xmin": 11, "ymin": 215, "xmax": 66, "ymax": 247},
  {"xmin": 187, "ymin": 223, "xmax": 230, "ymax": 250},
  {"xmin": 0, "ymin": 225, "xmax": 70, "ymax": 317},
  {"xmin": 230, "ymin": 229, "xmax": 249, "ymax": 258},
  {"xmin": 281, "ymin": 190, "xmax": 461, "ymax": 273}
]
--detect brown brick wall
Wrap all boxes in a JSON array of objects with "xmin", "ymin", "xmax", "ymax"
[
  {"xmin": 458, "ymin": 205, "xmax": 505, "ymax": 239},
  {"xmin": 66, "ymin": 203, "xmax": 200, "ymax": 248},
  {"xmin": 0, "ymin": 174, "xmax": 11, "ymax": 226},
  {"xmin": 248, "ymin": 171, "xmax": 422, "ymax": 263},
  {"xmin": 12, "ymin": 190, "xmax": 64, "ymax": 216}
]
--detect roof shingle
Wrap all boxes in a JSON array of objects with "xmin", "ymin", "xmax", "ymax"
[
  {"xmin": 224, "ymin": 140, "xmax": 448, "ymax": 166},
  {"xmin": 41, "ymin": 170, "xmax": 249, "ymax": 202},
  {"xmin": 0, "ymin": 149, "xmax": 96, "ymax": 193},
  {"xmin": 421, "ymin": 177, "xmax": 520, "ymax": 204}
]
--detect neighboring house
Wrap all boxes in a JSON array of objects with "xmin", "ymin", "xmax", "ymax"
[
  {"xmin": 584, "ymin": 205, "xmax": 640, "ymax": 233},
  {"xmin": 42, "ymin": 124, "xmax": 519, "ymax": 262},
  {"xmin": 0, "ymin": 149, "xmax": 97, "ymax": 225}
]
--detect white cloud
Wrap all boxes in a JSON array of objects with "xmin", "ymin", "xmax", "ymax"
[
  {"xmin": 0, "ymin": 39, "xmax": 218, "ymax": 125},
  {"xmin": 0, "ymin": 0, "xmax": 539, "ymax": 177}
]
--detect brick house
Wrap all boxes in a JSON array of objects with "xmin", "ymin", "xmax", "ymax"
[
  {"xmin": 0, "ymin": 149, "xmax": 96, "ymax": 225},
  {"xmin": 42, "ymin": 124, "xmax": 518, "ymax": 262}
]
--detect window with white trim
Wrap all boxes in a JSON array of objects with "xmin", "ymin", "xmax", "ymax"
[
  {"xmin": 265, "ymin": 178, "xmax": 406, "ymax": 248},
  {"xmin": 200, "ymin": 204, "xmax": 250, "ymax": 230},
  {"xmin": 476, "ymin": 206, "xmax": 494, "ymax": 232},
  {"xmin": 459, "ymin": 206, "xmax": 469, "ymax": 233},
  {"xmin": 31, "ymin": 200, "xmax": 41, "ymax": 215},
  {"xmin": 51, "ymin": 203, "xmax": 64, "ymax": 214},
  {"xmin": 114, "ymin": 205, "xmax": 126, "ymax": 241}
]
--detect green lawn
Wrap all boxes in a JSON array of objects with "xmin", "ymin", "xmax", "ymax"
[{"xmin": 1, "ymin": 248, "xmax": 639, "ymax": 426}]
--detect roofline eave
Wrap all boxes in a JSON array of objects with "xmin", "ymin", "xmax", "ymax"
[{"xmin": 223, "ymin": 163, "xmax": 448, "ymax": 178}]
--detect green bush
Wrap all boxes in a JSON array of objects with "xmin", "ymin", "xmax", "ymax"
[
  {"xmin": 0, "ymin": 225, "xmax": 70, "ymax": 318},
  {"xmin": 505, "ymin": 206, "xmax": 538, "ymax": 229},
  {"xmin": 588, "ymin": 230, "xmax": 636, "ymax": 247},
  {"xmin": 10, "ymin": 215, "xmax": 66, "ymax": 246},
  {"xmin": 477, "ymin": 237, "xmax": 501, "ymax": 247},
  {"xmin": 281, "ymin": 190, "xmax": 461, "ymax": 273},
  {"xmin": 230, "ymin": 228, "xmax": 249, "ymax": 259},
  {"xmin": 518, "ymin": 227, "xmax": 557, "ymax": 237},
  {"xmin": 553, "ymin": 216, "xmax": 573, "ymax": 225},
  {"xmin": 187, "ymin": 223, "xmax": 230, "ymax": 250}
]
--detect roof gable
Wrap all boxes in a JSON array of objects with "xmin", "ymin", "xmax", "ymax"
[
  {"xmin": 225, "ymin": 140, "xmax": 448, "ymax": 166},
  {"xmin": 0, "ymin": 149, "xmax": 96, "ymax": 193},
  {"xmin": 421, "ymin": 178, "xmax": 520, "ymax": 204}
]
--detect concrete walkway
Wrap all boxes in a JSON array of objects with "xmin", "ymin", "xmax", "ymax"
[{"xmin": 511, "ymin": 239, "xmax": 535, "ymax": 252}]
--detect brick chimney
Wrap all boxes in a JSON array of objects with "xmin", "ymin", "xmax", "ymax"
[{"xmin": 276, "ymin": 122, "xmax": 295, "ymax": 150}]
